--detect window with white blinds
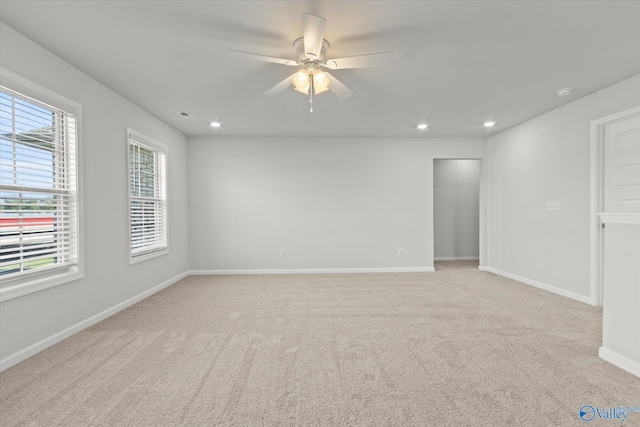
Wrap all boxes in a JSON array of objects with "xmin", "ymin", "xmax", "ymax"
[
  {"xmin": 127, "ymin": 128, "xmax": 168, "ymax": 263},
  {"xmin": 0, "ymin": 80, "xmax": 81, "ymax": 299}
]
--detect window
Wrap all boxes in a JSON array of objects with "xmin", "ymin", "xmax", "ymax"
[
  {"xmin": 127, "ymin": 128, "xmax": 168, "ymax": 263},
  {"xmin": 0, "ymin": 69, "xmax": 82, "ymax": 301}
]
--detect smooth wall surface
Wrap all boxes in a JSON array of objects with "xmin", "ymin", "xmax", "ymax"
[
  {"xmin": 0, "ymin": 23, "xmax": 190, "ymax": 361},
  {"xmin": 434, "ymin": 159, "xmax": 480, "ymax": 260},
  {"xmin": 188, "ymin": 137, "xmax": 486, "ymax": 271},
  {"xmin": 601, "ymin": 220, "xmax": 640, "ymax": 377},
  {"xmin": 486, "ymin": 74, "xmax": 640, "ymax": 299}
]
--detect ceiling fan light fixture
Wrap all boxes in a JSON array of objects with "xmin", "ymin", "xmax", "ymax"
[
  {"xmin": 291, "ymin": 70, "xmax": 309, "ymax": 91},
  {"xmin": 294, "ymin": 85, "xmax": 310, "ymax": 95},
  {"xmin": 313, "ymin": 70, "xmax": 330, "ymax": 94},
  {"xmin": 228, "ymin": 13, "xmax": 393, "ymax": 107}
]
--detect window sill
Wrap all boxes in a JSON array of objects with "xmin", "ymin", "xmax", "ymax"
[
  {"xmin": 0, "ymin": 269, "xmax": 84, "ymax": 302},
  {"xmin": 129, "ymin": 248, "xmax": 169, "ymax": 265}
]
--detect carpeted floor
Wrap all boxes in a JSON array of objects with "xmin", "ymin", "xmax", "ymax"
[{"xmin": 1, "ymin": 261, "xmax": 638, "ymax": 426}]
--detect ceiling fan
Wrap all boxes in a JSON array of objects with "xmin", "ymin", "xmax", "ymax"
[{"xmin": 228, "ymin": 14, "xmax": 393, "ymax": 112}]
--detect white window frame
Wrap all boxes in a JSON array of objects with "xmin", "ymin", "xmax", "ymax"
[
  {"xmin": 126, "ymin": 127, "xmax": 169, "ymax": 264},
  {"xmin": 0, "ymin": 68, "xmax": 84, "ymax": 302}
]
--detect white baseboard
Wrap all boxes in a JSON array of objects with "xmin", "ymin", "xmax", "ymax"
[
  {"xmin": 599, "ymin": 346, "xmax": 640, "ymax": 378},
  {"xmin": 482, "ymin": 266, "xmax": 594, "ymax": 305},
  {"xmin": 0, "ymin": 271, "xmax": 189, "ymax": 373},
  {"xmin": 434, "ymin": 257, "xmax": 479, "ymax": 261},
  {"xmin": 478, "ymin": 265, "xmax": 490, "ymax": 272},
  {"xmin": 189, "ymin": 267, "xmax": 435, "ymax": 275}
]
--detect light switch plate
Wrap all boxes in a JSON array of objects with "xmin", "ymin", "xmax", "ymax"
[{"xmin": 546, "ymin": 201, "xmax": 560, "ymax": 211}]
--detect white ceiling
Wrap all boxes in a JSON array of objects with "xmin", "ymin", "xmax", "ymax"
[{"xmin": 1, "ymin": 0, "xmax": 639, "ymax": 138}]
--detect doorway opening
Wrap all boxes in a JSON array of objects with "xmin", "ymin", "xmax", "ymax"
[
  {"xmin": 590, "ymin": 106, "xmax": 640, "ymax": 306},
  {"xmin": 433, "ymin": 159, "xmax": 481, "ymax": 270}
]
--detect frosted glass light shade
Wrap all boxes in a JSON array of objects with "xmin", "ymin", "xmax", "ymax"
[
  {"xmin": 313, "ymin": 70, "xmax": 329, "ymax": 94},
  {"xmin": 292, "ymin": 70, "xmax": 310, "ymax": 89},
  {"xmin": 294, "ymin": 84, "xmax": 310, "ymax": 94}
]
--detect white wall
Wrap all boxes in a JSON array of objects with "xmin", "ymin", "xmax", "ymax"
[
  {"xmin": 0, "ymin": 23, "xmax": 190, "ymax": 365},
  {"xmin": 188, "ymin": 137, "xmax": 486, "ymax": 272},
  {"xmin": 434, "ymin": 159, "xmax": 480, "ymax": 260},
  {"xmin": 486, "ymin": 74, "xmax": 640, "ymax": 301}
]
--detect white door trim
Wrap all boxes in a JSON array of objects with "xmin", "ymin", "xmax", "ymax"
[{"xmin": 590, "ymin": 106, "xmax": 640, "ymax": 306}]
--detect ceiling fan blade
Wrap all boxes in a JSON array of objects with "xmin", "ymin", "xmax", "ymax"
[
  {"xmin": 264, "ymin": 73, "xmax": 296, "ymax": 95},
  {"xmin": 302, "ymin": 14, "xmax": 326, "ymax": 59},
  {"xmin": 325, "ymin": 73, "xmax": 354, "ymax": 99},
  {"xmin": 227, "ymin": 49, "xmax": 298, "ymax": 66},
  {"xmin": 323, "ymin": 51, "xmax": 394, "ymax": 69}
]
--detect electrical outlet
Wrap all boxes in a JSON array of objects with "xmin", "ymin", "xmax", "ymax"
[
  {"xmin": 398, "ymin": 248, "xmax": 404, "ymax": 256},
  {"xmin": 280, "ymin": 250, "xmax": 286, "ymax": 258},
  {"xmin": 546, "ymin": 201, "xmax": 560, "ymax": 211}
]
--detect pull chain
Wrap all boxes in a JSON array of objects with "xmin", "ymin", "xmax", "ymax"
[{"xmin": 309, "ymin": 72, "xmax": 314, "ymax": 113}]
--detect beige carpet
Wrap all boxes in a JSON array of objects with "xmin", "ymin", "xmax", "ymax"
[{"xmin": 1, "ymin": 261, "xmax": 638, "ymax": 426}]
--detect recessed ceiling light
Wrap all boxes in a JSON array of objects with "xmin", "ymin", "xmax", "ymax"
[
  {"xmin": 417, "ymin": 123, "xmax": 428, "ymax": 130},
  {"xmin": 484, "ymin": 121, "xmax": 496, "ymax": 128},
  {"xmin": 210, "ymin": 122, "xmax": 221, "ymax": 128},
  {"xmin": 178, "ymin": 112, "xmax": 194, "ymax": 120},
  {"xmin": 556, "ymin": 87, "xmax": 573, "ymax": 97}
]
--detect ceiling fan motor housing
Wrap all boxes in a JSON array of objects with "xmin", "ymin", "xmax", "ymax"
[{"xmin": 293, "ymin": 37, "xmax": 330, "ymax": 63}]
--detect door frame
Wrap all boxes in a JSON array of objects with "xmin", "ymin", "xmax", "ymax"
[
  {"xmin": 589, "ymin": 106, "xmax": 640, "ymax": 306},
  {"xmin": 431, "ymin": 157, "xmax": 486, "ymax": 269}
]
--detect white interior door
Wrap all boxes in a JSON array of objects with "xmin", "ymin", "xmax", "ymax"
[{"xmin": 604, "ymin": 115, "xmax": 640, "ymax": 213}]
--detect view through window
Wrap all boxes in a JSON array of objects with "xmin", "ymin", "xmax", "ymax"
[
  {"xmin": 127, "ymin": 129, "xmax": 167, "ymax": 261},
  {"xmin": 0, "ymin": 86, "xmax": 79, "ymax": 287}
]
